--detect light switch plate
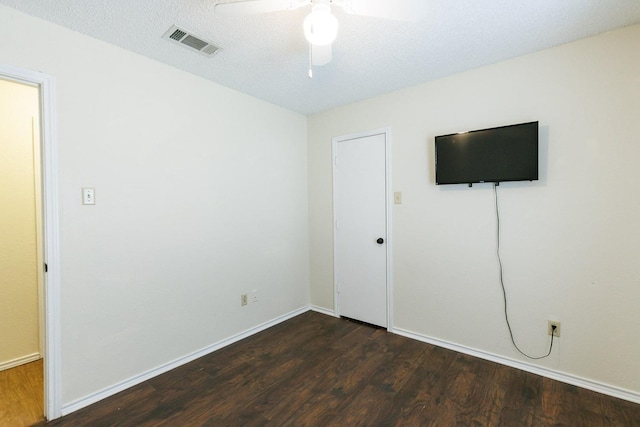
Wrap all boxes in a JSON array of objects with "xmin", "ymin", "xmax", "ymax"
[
  {"xmin": 82, "ymin": 188, "xmax": 95, "ymax": 205},
  {"xmin": 394, "ymin": 192, "xmax": 402, "ymax": 204}
]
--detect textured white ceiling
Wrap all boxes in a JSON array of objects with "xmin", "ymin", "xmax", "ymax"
[{"xmin": 2, "ymin": 0, "xmax": 640, "ymax": 114}]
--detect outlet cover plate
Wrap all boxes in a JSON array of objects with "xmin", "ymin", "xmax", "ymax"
[{"xmin": 548, "ymin": 320, "xmax": 561, "ymax": 337}]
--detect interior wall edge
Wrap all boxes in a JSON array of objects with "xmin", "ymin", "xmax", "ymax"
[
  {"xmin": 60, "ymin": 305, "xmax": 310, "ymax": 416},
  {"xmin": 392, "ymin": 327, "xmax": 640, "ymax": 405},
  {"xmin": 309, "ymin": 305, "xmax": 338, "ymax": 317},
  {"xmin": 0, "ymin": 352, "xmax": 41, "ymax": 372}
]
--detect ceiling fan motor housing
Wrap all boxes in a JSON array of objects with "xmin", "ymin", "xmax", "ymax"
[{"xmin": 303, "ymin": 3, "xmax": 339, "ymax": 45}]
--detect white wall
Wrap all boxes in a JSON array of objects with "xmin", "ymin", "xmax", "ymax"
[
  {"xmin": 0, "ymin": 79, "xmax": 40, "ymax": 368},
  {"xmin": 0, "ymin": 5, "xmax": 309, "ymax": 406},
  {"xmin": 309, "ymin": 24, "xmax": 640, "ymax": 396},
  {"xmin": 3, "ymin": 1, "xmax": 639, "ymax": 411}
]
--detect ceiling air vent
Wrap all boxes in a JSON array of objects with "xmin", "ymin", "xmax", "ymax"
[{"xmin": 162, "ymin": 25, "xmax": 221, "ymax": 57}]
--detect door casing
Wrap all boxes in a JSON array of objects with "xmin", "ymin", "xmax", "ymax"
[
  {"xmin": 332, "ymin": 127, "xmax": 393, "ymax": 330},
  {"xmin": 0, "ymin": 63, "xmax": 62, "ymax": 420}
]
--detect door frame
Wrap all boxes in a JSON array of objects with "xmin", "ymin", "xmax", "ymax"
[
  {"xmin": 332, "ymin": 127, "xmax": 393, "ymax": 330},
  {"xmin": 1, "ymin": 64, "xmax": 62, "ymax": 420}
]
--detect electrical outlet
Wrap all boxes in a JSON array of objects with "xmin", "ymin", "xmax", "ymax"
[
  {"xmin": 249, "ymin": 290, "xmax": 258, "ymax": 304},
  {"xmin": 241, "ymin": 294, "xmax": 248, "ymax": 306},
  {"xmin": 548, "ymin": 320, "xmax": 561, "ymax": 337}
]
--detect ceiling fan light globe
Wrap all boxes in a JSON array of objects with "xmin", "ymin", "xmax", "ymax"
[{"xmin": 303, "ymin": 5, "xmax": 338, "ymax": 46}]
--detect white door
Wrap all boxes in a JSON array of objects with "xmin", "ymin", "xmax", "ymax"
[{"xmin": 334, "ymin": 131, "xmax": 388, "ymax": 327}]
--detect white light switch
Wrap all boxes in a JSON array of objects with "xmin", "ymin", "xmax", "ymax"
[
  {"xmin": 82, "ymin": 188, "xmax": 95, "ymax": 205},
  {"xmin": 394, "ymin": 192, "xmax": 402, "ymax": 204}
]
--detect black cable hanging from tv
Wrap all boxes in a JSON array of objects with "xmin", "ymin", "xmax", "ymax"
[{"xmin": 494, "ymin": 183, "xmax": 554, "ymax": 360}]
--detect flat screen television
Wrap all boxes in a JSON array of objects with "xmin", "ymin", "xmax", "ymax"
[{"xmin": 435, "ymin": 121, "xmax": 538, "ymax": 185}]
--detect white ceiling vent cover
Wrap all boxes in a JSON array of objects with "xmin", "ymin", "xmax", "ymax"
[{"xmin": 162, "ymin": 25, "xmax": 221, "ymax": 57}]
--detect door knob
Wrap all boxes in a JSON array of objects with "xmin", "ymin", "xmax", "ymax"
[{"xmin": 376, "ymin": 238, "xmax": 384, "ymax": 244}]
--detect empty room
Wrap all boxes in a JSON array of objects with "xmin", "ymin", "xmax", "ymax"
[{"xmin": 0, "ymin": 0, "xmax": 639, "ymax": 425}]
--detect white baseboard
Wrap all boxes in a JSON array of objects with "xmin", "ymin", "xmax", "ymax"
[
  {"xmin": 392, "ymin": 326, "xmax": 640, "ymax": 405},
  {"xmin": 60, "ymin": 308, "xmax": 640, "ymax": 416},
  {"xmin": 310, "ymin": 305, "xmax": 337, "ymax": 317},
  {"xmin": 61, "ymin": 306, "xmax": 310, "ymax": 416},
  {"xmin": 0, "ymin": 352, "xmax": 41, "ymax": 372}
]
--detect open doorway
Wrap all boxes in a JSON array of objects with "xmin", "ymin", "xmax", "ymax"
[
  {"xmin": 0, "ymin": 76, "xmax": 45, "ymax": 425},
  {"xmin": 0, "ymin": 64, "xmax": 61, "ymax": 422}
]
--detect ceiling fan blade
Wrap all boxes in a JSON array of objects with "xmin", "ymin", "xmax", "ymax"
[
  {"xmin": 214, "ymin": 0, "xmax": 309, "ymax": 17},
  {"xmin": 340, "ymin": 0, "xmax": 427, "ymax": 22},
  {"xmin": 311, "ymin": 43, "xmax": 332, "ymax": 66}
]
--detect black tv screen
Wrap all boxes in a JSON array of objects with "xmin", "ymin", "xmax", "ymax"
[{"xmin": 435, "ymin": 121, "xmax": 538, "ymax": 185}]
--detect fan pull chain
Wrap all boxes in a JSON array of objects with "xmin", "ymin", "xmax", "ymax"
[{"xmin": 308, "ymin": 42, "xmax": 313, "ymax": 78}]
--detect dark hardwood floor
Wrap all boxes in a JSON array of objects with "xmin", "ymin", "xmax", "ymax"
[{"xmin": 36, "ymin": 311, "xmax": 640, "ymax": 426}]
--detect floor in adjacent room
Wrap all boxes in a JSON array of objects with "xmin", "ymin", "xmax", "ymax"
[
  {"xmin": 0, "ymin": 359, "xmax": 44, "ymax": 427},
  {"xmin": 34, "ymin": 312, "xmax": 640, "ymax": 426}
]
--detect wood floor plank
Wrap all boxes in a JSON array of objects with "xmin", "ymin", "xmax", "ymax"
[
  {"xmin": 333, "ymin": 335, "xmax": 428, "ymax": 425},
  {"xmin": 34, "ymin": 312, "xmax": 640, "ymax": 426},
  {"xmin": 497, "ymin": 366, "xmax": 542, "ymax": 426},
  {"xmin": 388, "ymin": 345, "xmax": 460, "ymax": 425},
  {"xmin": 158, "ymin": 316, "xmax": 364, "ymax": 426},
  {"xmin": 265, "ymin": 327, "xmax": 392, "ymax": 426},
  {"xmin": 534, "ymin": 375, "xmax": 579, "ymax": 426},
  {"xmin": 0, "ymin": 359, "xmax": 43, "ymax": 427}
]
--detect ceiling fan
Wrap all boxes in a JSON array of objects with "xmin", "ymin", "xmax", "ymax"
[{"xmin": 214, "ymin": 0, "xmax": 426, "ymax": 77}]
